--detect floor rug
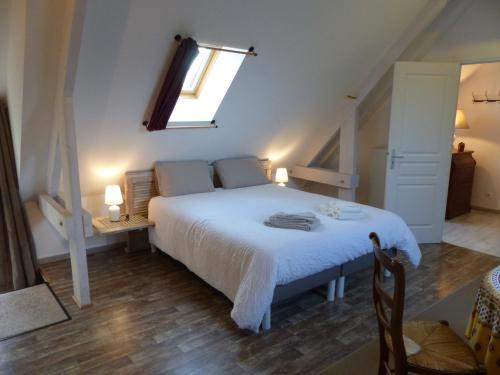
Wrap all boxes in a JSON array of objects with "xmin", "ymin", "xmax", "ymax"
[{"xmin": 0, "ymin": 283, "xmax": 70, "ymax": 341}]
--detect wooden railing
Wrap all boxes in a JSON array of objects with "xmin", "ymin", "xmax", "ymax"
[
  {"xmin": 290, "ymin": 165, "xmax": 358, "ymax": 190},
  {"xmin": 39, "ymin": 194, "xmax": 93, "ymax": 240}
]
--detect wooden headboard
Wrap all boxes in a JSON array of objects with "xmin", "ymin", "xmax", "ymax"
[{"xmin": 124, "ymin": 159, "xmax": 272, "ymax": 217}]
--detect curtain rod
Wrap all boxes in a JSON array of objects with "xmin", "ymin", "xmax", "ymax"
[
  {"xmin": 164, "ymin": 123, "xmax": 218, "ymax": 129},
  {"xmin": 142, "ymin": 120, "xmax": 218, "ymax": 129},
  {"xmin": 174, "ymin": 34, "xmax": 257, "ymax": 56}
]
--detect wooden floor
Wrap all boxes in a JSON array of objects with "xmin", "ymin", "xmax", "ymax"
[{"xmin": 0, "ymin": 243, "xmax": 498, "ymax": 374}]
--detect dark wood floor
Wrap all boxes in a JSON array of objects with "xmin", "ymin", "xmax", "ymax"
[{"xmin": 0, "ymin": 243, "xmax": 498, "ymax": 374}]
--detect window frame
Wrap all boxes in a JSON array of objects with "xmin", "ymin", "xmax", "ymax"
[{"xmin": 181, "ymin": 49, "xmax": 220, "ymax": 99}]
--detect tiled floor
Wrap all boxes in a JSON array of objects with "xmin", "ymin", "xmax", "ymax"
[{"xmin": 443, "ymin": 209, "xmax": 500, "ymax": 256}]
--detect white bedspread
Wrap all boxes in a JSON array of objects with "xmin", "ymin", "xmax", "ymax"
[{"xmin": 148, "ymin": 184, "xmax": 420, "ymax": 332}]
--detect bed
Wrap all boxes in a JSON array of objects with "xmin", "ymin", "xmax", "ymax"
[{"xmin": 124, "ymin": 161, "xmax": 420, "ymax": 332}]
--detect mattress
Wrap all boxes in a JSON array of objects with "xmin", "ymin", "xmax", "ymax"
[{"xmin": 148, "ymin": 184, "xmax": 420, "ymax": 331}]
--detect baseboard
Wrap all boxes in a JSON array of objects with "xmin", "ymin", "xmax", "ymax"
[
  {"xmin": 38, "ymin": 242, "xmax": 126, "ymax": 265},
  {"xmin": 471, "ymin": 205, "xmax": 500, "ymax": 214}
]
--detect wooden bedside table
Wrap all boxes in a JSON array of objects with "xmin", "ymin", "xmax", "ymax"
[
  {"xmin": 92, "ymin": 215, "xmax": 155, "ymax": 253},
  {"xmin": 446, "ymin": 150, "xmax": 476, "ymax": 219}
]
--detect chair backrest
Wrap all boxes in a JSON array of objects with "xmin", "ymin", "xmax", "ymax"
[{"xmin": 369, "ymin": 232, "xmax": 407, "ymax": 374}]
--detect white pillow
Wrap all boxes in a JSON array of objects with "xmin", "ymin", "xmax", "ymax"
[
  {"xmin": 214, "ymin": 157, "xmax": 270, "ymax": 189},
  {"xmin": 155, "ymin": 160, "xmax": 215, "ymax": 197}
]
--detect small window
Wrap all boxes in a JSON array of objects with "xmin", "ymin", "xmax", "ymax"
[{"xmin": 169, "ymin": 44, "xmax": 247, "ymax": 125}]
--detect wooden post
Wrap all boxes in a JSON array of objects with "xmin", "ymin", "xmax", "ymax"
[
  {"xmin": 327, "ymin": 280, "xmax": 336, "ymax": 302},
  {"xmin": 60, "ymin": 98, "xmax": 91, "ymax": 306},
  {"xmin": 336, "ymin": 276, "xmax": 346, "ymax": 299},
  {"xmin": 45, "ymin": 0, "xmax": 91, "ymax": 307},
  {"xmin": 338, "ymin": 108, "xmax": 358, "ymax": 201},
  {"xmin": 46, "ymin": 130, "xmax": 61, "ymax": 197},
  {"xmin": 262, "ymin": 307, "xmax": 271, "ymax": 330}
]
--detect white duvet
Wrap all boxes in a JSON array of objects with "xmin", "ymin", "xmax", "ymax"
[{"xmin": 148, "ymin": 184, "xmax": 420, "ymax": 332}]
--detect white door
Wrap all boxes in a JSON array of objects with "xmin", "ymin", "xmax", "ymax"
[{"xmin": 385, "ymin": 62, "xmax": 460, "ymax": 243}]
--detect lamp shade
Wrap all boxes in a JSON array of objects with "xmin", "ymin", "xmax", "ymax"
[
  {"xmin": 455, "ymin": 109, "xmax": 469, "ymax": 129},
  {"xmin": 104, "ymin": 185, "xmax": 123, "ymax": 206},
  {"xmin": 275, "ymin": 168, "xmax": 288, "ymax": 184}
]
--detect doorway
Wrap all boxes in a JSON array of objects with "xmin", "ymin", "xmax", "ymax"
[{"xmin": 442, "ymin": 62, "xmax": 500, "ymax": 256}]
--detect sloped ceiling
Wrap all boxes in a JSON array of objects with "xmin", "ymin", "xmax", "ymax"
[{"xmin": 73, "ymin": 0, "xmax": 431, "ymax": 196}]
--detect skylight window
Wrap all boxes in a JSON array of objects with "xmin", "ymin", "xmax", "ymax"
[
  {"xmin": 169, "ymin": 45, "xmax": 247, "ymax": 125},
  {"xmin": 181, "ymin": 48, "xmax": 218, "ymax": 97}
]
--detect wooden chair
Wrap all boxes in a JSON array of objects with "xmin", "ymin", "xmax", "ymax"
[{"xmin": 369, "ymin": 232, "xmax": 484, "ymax": 375}]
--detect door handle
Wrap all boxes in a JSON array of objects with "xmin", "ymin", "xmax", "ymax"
[{"xmin": 390, "ymin": 149, "xmax": 404, "ymax": 169}]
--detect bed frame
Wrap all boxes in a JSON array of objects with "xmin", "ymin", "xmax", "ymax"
[{"xmin": 123, "ymin": 159, "xmax": 379, "ymax": 330}]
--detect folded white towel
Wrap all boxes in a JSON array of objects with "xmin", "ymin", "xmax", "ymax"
[
  {"xmin": 265, "ymin": 211, "xmax": 320, "ymax": 231},
  {"xmin": 317, "ymin": 201, "xmax": 364, "ymax": 220},
  {"xmin": 270, "ymin": 212, "xmax": 318, "ymax": 223}
]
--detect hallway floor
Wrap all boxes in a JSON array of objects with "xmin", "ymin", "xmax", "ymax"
[{"xmin": 443, "ymin": 209, "xmax": 500, "ymax": 257}]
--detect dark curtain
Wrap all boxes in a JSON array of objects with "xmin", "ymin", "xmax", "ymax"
[
  {"xmin": 147, "ymin": 37, "xmax": 199, "ymax": 131},
  {"xmin": 0, "ymin": 99, "xmax": 40, "ymax": 293}
]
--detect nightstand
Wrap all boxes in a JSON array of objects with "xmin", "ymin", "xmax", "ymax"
[
  {"xmin": 92, "ymin": 215, "xmax": 155, "ymax": 253},
  {"xmin": 446, "ymin": 150, "xmax": 476, "ymax": 219}
]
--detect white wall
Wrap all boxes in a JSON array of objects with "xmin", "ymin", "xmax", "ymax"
[
  {"xmin": 2, "ymin": 0, "xmax": 119, "ymax": 260},
  {"xmin": 20, "ymin": 0, "xmax": 425, "ymax": 261},
  {"xmin": 0, "ymin": 0, "xmax": 11, "ymax": 96},
  {"xmin": 2, "ymin": 0, "xmax": 68, "ymax": 199},
  {"xmin": 455, "ymin": 62, "xmax": 500, "ymax": 210},
  {"xmin": 5, "ymin": 0, "xmax": 443, "ymax": 259},
  {"xmin": 18, "ymin": 0, "xmax": 68, "ymax": 200},
  {"xmin": 6, "ymin": 0, "xmax": 26, "ymax": 173},
  {"xmin": 73, "ymin": 0, "xmax": 429, "ymax": 201},
  {"xmin": 422, "ymin": 1, "xmax": 500, "ymax": 64},
  {"xmin": 356, "ymin": 0, "xmax": 500, "ymax": 205},
  {"xmin": 357, "ymin": 97, "xmax": 391, "ymax": 204}
]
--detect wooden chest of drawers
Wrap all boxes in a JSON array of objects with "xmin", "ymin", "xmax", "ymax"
[{"xmin": 446, "ymin": 151, "xmax": 476, "ymax": 220}]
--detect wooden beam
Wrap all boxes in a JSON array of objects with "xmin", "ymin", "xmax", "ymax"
[
  {"xmin": 49, "ymin": 0, "xmax": 91, "ymax": 307},
  {"xmin": 338, "ymin": 113, "xmax": 358, "ymax": 201},
  {"xmin": 63, "ymin": 0, "xmax": 87, "ymax": 97},
  {"xmin": 47, "ymin": 131, "xmax": 61, "ymax": 197},
  {"xmin": 290, "ymin": 165, "xmax": 358, "ymax": 189},
  {"xmin": 60, "ymin": 97, "xmax": 91, "ymax": 306},
  {"xmin": 39, "ymin": 193, "xmax": 94, "ymax": 240},
  {"xmin": 38, "ymin": 194, "xmax": 74, "ymax": 240},
  {"xmin": 359, "ymin": 0, "xmax": 473, "ymax": 126},
  {"xmin": 312, "ymin": 0, "xmax": 449, "ymax": 166},
  {"xmin": 82, "ymin": 208, "xmax": 93, "ymax": 238},
  {"xmin": 346, "ymin": 0, "xmax": 449, "ymax": 101},
  {"xmin": 304, "ymin": 1, "xmax": 450, "ymax": 200},
  {"xmin": 399, "ymin": 0, "xmax": 473, "ymax": 62}
]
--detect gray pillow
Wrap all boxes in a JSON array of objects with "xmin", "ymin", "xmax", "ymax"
[
  {"xmin": 155, "ymin": 160, "xmax": 215, "ymax": 197},
  {"xmin": 214, "ymin": 157, "xmax": 270, "ymax": 189}
]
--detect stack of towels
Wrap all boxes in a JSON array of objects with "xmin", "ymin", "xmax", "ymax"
[
  {"xmin": 317, "ymin": 201, "xmax": 364, "ymax": 220},
  {"xmin": 264, "ymin": 212, "xmax": 320, "ymax": 231}
]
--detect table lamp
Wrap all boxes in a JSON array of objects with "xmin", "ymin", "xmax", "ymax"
[
  {"xmin": 275, "ymin": 168, "xmax": 288, "ymax": 187},
  {"xmin": 454, "ymin": 109, "xmax": 469, "ymax": 151},
  {"xmin": 105, "ymin": 185, "xmax": 123, "ymax": 222}
]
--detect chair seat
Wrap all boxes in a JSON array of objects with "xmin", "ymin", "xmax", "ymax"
[{"xmin": 387, "ymin": 320, "xmax": 481, "ymax": 374}]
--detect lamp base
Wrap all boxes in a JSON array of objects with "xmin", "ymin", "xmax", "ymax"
[{"xmin": 108, "ymin": 205, "xmax": 120, "ymax": 222}]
